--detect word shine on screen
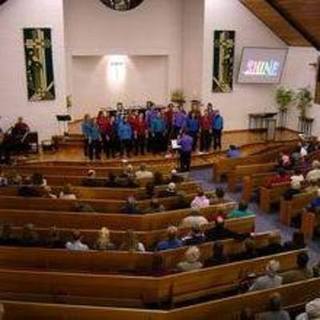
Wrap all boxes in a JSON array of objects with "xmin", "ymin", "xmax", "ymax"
[{"xmin": 238, "ymin": 48, "xmax": 288, "ymax": 84}]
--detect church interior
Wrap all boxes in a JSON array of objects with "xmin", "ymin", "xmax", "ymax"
[{"xmin": 0, "ymin": 0, "xmax": 320, "ymax": 319}]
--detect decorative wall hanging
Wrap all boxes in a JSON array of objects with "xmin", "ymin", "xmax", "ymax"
[
  {"xmin": 315, "ymin": 57, "xmax": 320, "ymax": 105},
  {"xmin": 212, "ymin": 30, "xmax": 235, "ymax": 93},
  {"xmin": 24, "ymin": 28, "xmax": 55, "ymax": 101},
  {"xmin": 100, "ymin": 0, "xmax": 144, "ymax": 11}
]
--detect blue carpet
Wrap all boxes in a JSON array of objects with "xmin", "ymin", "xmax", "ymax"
[{"xmin": 190, "ymin": 167, "xmax": 320, "ymax": 265}]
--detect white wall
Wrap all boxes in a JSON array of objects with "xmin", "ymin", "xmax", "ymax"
[
  {"xmin": 64, "ymin": 0, "xmax": 183, "ymax": 115},
  {"xmin": 0, "ymin": 0, "xmax": 66, "ymax": 140},
  {"xmin": 71, "ymin": 55, "xmax": 168, "ymax": 117},
  {"xmin": 202, "ymin": 0, "xmax": 287, "ymax": 130},
  {"xmin": 281, "ymin": 47, "xmax": 320, "ymax": 135}
]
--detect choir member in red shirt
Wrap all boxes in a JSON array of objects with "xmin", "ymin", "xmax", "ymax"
[
  {"xmin": 200, "ymin": 110, "xmax": 212, "ymax": 152},
  {"xmin": 134, "ymin": 113, "xmax": 148, "ymax": 155}
]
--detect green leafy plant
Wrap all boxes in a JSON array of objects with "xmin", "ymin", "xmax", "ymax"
[
  {"xmin": 296, "ymin": 87, "xmax": 313, "ymax": 119},
  {"xmin": 275, "ymin": 87, "xmax": 294, "ymax": 112},
  {"xmin": 171, "ymin": 89, "xmax": 186, "ymax": 104}
]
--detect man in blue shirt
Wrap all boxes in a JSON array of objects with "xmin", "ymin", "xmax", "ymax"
[
  {"xmin": 212, "ymin": 110, "xmax": 224, "ymax": 151},
  {"xmin": 87, "ymin": 119, "xmax": 102, "ymax": 161},
  {"xmin": 118, "ymin": 116, "xmax": 133, "ymax": 158},
  {"xmin": 186, "ymin": 113, "xmax": 200, "ymax": 151},
  {"xmin": 150, "ymin": 112, "xmax": 166, "ymax": 154},
  {"xmin": 178, "ymin": 131, "xmax": 193, "ymax": 172},
  {"xmin": 156, "ymin": 226, "xmax": 183, "ymax": 251}
]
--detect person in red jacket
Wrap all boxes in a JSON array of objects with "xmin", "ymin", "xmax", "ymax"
[
  {"xmin": 134, "ymin": 113, "xmax": 148, "ymax": 155},
  {"xmin": 96, "ymin": 110, "xmax": 109, "ymax": 157},
  {"xmin": 200, "ymin": 110, "xmax": 212, "ymax": 152}
]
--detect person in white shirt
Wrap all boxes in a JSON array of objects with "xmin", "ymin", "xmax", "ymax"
[
  {"xmin": 135, "ymin": 163, "xmax": 154, "ymax": 180},
  {"xmin": 300, "ymin": 143, "xmax": 308, "ymax": 157},
  {"xmin": 296, "ymin": 298, "xmax": 320, "ymax": 320},
  {"xmin": 181, "ymin": 208, "xmax": 209, "ymax": 228},
  {"xmin": 65, "ymin": 230, "xmax": 89, "ymax": 251},
  {"xmin": 290, "ymin": 168, "xmax": 305, "ymax": 184},
  {"xmin": 59, "ymin": 184, "xmax": 77, "ymax": 200},
  {"xmin": 191, "ymin": 189, "xmax": 210, "ymax": 209},
  {"xmin": 306, "ymin": 160, "xmax": 320, "ymax": 182}
]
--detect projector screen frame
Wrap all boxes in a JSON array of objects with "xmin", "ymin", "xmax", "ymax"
[{"xmin": 237, "ymin": 46, "xmax": 288, "ymax": 85}]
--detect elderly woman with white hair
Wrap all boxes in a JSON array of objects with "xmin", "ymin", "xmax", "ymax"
[
  {"xmin": 177, "ymin": 246, "xmax": 203, "ymax": 272},
  {"xmin": 94, "ymin": 227, "xmax": 116, "ymax": 251},
  {"xmin": 249, "ymin": 260, "xmax": 283, "ymax": 291},
  {"xmin": 296, "ymin": 298, "xmax": 320, "ymax": 320},
  {"xmin": 306, "ymin": 160, "xmax": 320, "ymax": 183}
]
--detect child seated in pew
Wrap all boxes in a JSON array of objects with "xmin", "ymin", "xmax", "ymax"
[
  {"xmin": 94, "ymin": 227, "xmax": 116, "ymax": 251},
  {"xmin": 204, "ymin": 241, "xmax": 228, "ymax": 266},
  {"xmin": 257, "ymin": 293, "xmax": 290, "ymax": 320},
  {"xmin": 121, "ymin": 196, "xmax": 141, "ymax": 214},
  {"xmin": 227, "ymin": 202, "xmax": 255, "ymax": 219},
  {"xmin": 182, "ymin": 224, "xmax": 206, "ymax": 246},
  {"xmin": 180, "ymin": 208, "xmax": 209, "ymax": 229},
  {"xmin": 296, "ymin": 298, "xmax": 320, "ymax": 320},
  {"xmin": 65, "ymin": 230, "xmax": 89, "ymax": 251},
  {"xmin": 249, "ymin": 260, "xmax": 283, "ymax": 291},
  {"xmin": 282, "ymin": 252, "xmax": 313, "ymax": 284},
  {"xmin": 156, "ymin": 226, "xmax": 183, "ymax": 251},
  {"xmin": 176, "ymin": 246, "xmax": 203, "ymax": 272},
  {"xmin": 59, "ymin": 184, "xmax": 77, "ymax": 200},
  {"xmin": 191, "ymin": 188, "xmax": 210, "ymax": 209},
  {"xmin": 119, "ymin": 230, "xmax": 145, "ymax": 252},
  {"xmin": 20, "ymin": 223, "xmax": 41, "ymax": 247}
]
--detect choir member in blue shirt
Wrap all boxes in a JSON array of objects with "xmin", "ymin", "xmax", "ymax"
[
  {"xmin": 178, "ymin": 131, "xmax": 193, "ymax": 172},
  {"xmin": 186, "ymin": 113, "xmax": 200, "ymax": 151},
  {"xmin": 212, "ymin": 110, "xmax": 224, "ymax": 151},
  {"xmin": 118, "ymin": 116, "xmax": 133, "ymax": 158}
]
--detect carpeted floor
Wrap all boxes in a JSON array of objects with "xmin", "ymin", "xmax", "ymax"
[{"xmin": 190, "ymin": 167, "xmax": 320, "ymax": 265}]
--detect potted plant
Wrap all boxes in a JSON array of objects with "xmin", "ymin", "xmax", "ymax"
[
  {"xmin": 296, "ymin": 87, "xmax": 313, "ymax": 119},
  {"xmin": 275, "ymin": 87, "xmax": 294, "ymax": 129},
  {"xmin": 171, "ymin": 89, "xmax": 186, "ymax": 105}
]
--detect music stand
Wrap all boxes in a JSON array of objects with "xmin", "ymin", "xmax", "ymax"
[{"xmin": 56, "ymin": 115, "xmax": 72, "ymax": 136}]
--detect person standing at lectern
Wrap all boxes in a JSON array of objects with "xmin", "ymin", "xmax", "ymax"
[
  {"xmin": 178, "ymin": 131, "xmax": 193, "ymax": 172},
  {"xmin": 212, "ymin": 110, "xmax": 224, "ymax": 151}
]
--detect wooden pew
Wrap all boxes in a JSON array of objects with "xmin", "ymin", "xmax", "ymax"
[
  {"xmin": 0, "ymin": 192, "xmax": 208, "ymax": 213},
  {"xmin": 7, "ymin": 216, "xmax": 255, "ymax": 249},
  {"xmin": 2, "ymin": 278, "xmax": 319, "ymax": 320},
  {"xmin": 259, "ymin": 183, "xmax": 291, "ymax": 213},
  {"xmin": 0, "ymin": 202, "xmax": 237, "ymax": 231},
  {"xmin": 0, "ymin": 231, "xmax": 279, "ymax": 273},
  {"xmin": 280, "ymin": 191, "xmax": 317, "ymax": 226},
  {"xmin": 0, "ymin": 250, "xmax": 304, "ymax": 307},
  {"xmin": 0, "ymin": 181, "xmax": 200, "ymax": 200},
  {"xmin": 227, "ymin": 163, "xmax": 277, "ymax": 192}
]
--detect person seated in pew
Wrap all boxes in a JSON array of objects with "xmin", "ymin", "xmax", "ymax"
[
  {"xmin": 158, "ymin": 182, "xmax": 177, "ymax": 197},
  {"xmin": 305, "ymin": 179, "xmax": 319, "ymax": 194},
  {"xmin": 5, "ymin": 170, "xmax": 22, "ymax": 185},
  {"xmin": 121, "ymin": 196, "xmax": 141, "ymax": 214},
  {"xmin": 94, "ymin": 227, "xmax": 116, "ymax": 251},
  {"xmin": 144, "ymin": 181, "xmax": 156, "ymax": 198},
  {"xmin": 74, "ymin": 201, "xmax": 95, "ymax": 213},
  {"xmin": 145, "ymin": 198, "xmax": 165, "ymax": 213},
  {"xmin": 310, "ymin": 189, "xmax": 320, "ymax": 210},
  {"xmin": 226, "ymin": 145, "xmax": 241, "ymax": 158},
  {"xmin": 65, "ymin": 230, "xmax": 89, "ymax": 251},
  {"xmin": 59, "ymin": 184, "xmax": 77, "ymax": 200},
  {"xmin": 258, "ymin": 232, "xmax": 283, "ymax": 256},
  {"xmin": 176, "ymin": 246, "xmax": 203, "ymax": 272},
  {"xmin": 283, "ymin": 180, "xmax": 301, "ymax": 200},
  {"xmin": 249, "ymin": 259, "xmax": 283, "ymax": 291},
  {"xmin": 205, "ymin": 241, "xmax": 228, "ymax": 266},
  {"xmin": 278, "ymin": 152, "xmax": 292, "ymax": 170},
  {"xmin": 227, "ymin": 201, "xmax": 255, "ymax": 219},
  {"xmin": 290, "ymin": 168, "xmax": 305, "ymax": 185},
  {"xmin": 20, "ymin": 223, "xmax": 41, "ymax": 247},
  {"xmin": 191, "ymin": 188, "xmax": 210, "ymax": 209},
  {"xmin": 31, "ymin": 173, "xmax": 47, "ymax": 187},
  {"xmin": 180, "ymin": 208, "xmax": 209, "ymax": 229},
  {"xmin": 257, "ymin": 292, "xmax": 290, "ymax": 320},
  {"xmin": 230, "ymin": 238, "xmax": 259, "ymax": 262},
  {"xmin": 135, "ymin": 163, "xmax": 154, "ymax": 180},
  {"xmin": 81, "ymin": 169, "xmax": 106, "ymax": 187},
  {"xmin": 105, "ymin": 173, "xmax": 118, "ymax": 188},
  {"xmin": 306, "ymin": 160, "xmax": 320, "ymax": 183},
  {"xmin": 209, "ymin": 187, "xmax": 227, "ymax": 205},
  {"xmin": 296, "ymin": 298, "xmax": 320, "ymax": 320},
  {"xmin": 0, "ymin": 223, "xmax": 18, "ymax": 246},
  {"xmin": 265, "ymin": 168, "xmax": 291, "ymax": 188},
  {"xmin": 156, "ymin": 226, "xmax": 183, "ymax": 251},
  {"xmin": 45, "ymin": 226, "xmax": 65, "ymax": 249},
  {"xmin": 0, "ymin": 171, "xmax": 8, "ymax": 187},
  {"xmin": 119, "ymin": 230, "xmax": 145, "ymax": 252},
  {"xmin": 17, "ymin": 176, "xmax": 42, "ymax": 197},
  {"xmin": 205, "ymin": 216, "xmax": 249, "ymax": 242},
  {"xmin": 182, "ymin": 224, "xmax": 206, "ymax": 246},
  {"xmin": 283, "ymin": 231, "xmax": 306, "ymax": 251},
  {"xmin": 42, "ymin": 185, "xmax": 57, "ymax": 199},
  {"xmin": 115, "ymin": 171, "xmax": 139, "ymax": 188},
  {"xmin": 282, "ymin": 252, "xmax": 313, "ymax": 284},
  {"xmin": 170, "ymin": 169, "xmax": 184, "ymax": 183}
]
